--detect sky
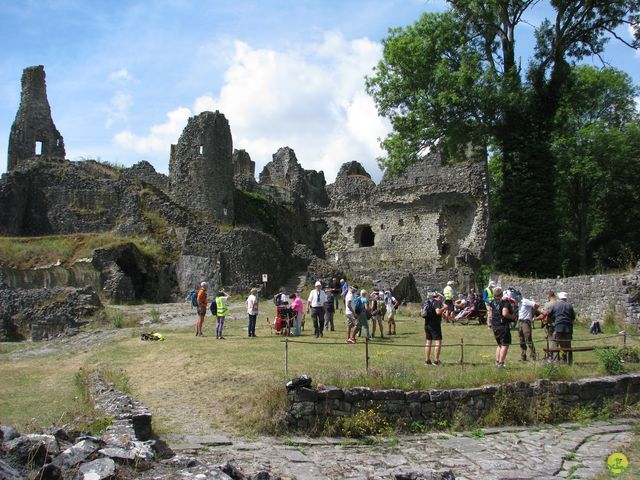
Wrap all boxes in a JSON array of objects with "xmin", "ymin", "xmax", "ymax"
[{"xmin": 0, "ymin": 1, "xmax": 638, "ymax": 183}]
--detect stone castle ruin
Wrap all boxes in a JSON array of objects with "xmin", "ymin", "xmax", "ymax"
[
  {"xmin": 1, "ymin": 65, "xmax": 489, "ymax": 339},
  {"xmin": 7, "ymin": 65, "xmax": 65, "ymax": 171}
]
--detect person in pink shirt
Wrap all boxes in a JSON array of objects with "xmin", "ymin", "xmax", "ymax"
[{"xmin": 289, "ymin": 293, "xmax": 304, "ymax": 336}]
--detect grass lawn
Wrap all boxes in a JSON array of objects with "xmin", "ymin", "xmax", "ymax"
[{"xmin": 1, "ymin": 300, "xmax": 638, "ymax": 436}]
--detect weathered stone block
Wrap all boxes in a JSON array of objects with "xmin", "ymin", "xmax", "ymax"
[
  {"xmin": 406, "ymin": 391, "xmax": 430, "ymax": 402},
  {"xmin": 343, "ymin": 387, "xmax": 372, "ymax": 402},
  {"xmin": 372, "ymin": 389, "xmax": 406, "ymax": 401},
  {"xmin": 430, "ymin": 390, "xmax": 450, "ymax": 402}
]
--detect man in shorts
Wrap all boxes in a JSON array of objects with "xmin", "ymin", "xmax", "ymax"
[
  {"xmin": 488, "ymin": 287, "xmax": 515, "ymax": 368},
  {"xmin": 195, "ymin": 281, "xmax": 208, "ymax": 337},
  {"xmin": 424, "ymin": 292, "xmax": 447, "ymax": 365},
  {"xmin": 345, "ymin": 285, "xmax": 358, "ymax": 343}
]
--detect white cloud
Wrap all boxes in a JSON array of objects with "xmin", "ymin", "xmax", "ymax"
[
  {"xmin": 105, "ymin": 90, "xmax": 133, "ymax": 128},
  {"xmin": 108, "ymin": 68, "xmax": 135, "ymax": 83},
  {"xmin": 113, "ymin": 32, "xmax": 392, "ymax": 182},
  {"xmin": 113, "ymin": 106, "xmax": 191, "ymax": 156}
]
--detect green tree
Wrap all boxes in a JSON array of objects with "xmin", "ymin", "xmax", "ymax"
[
  {"xmin": 367, "ymin": 1, "xmax": 639, "ymax": 276},
  {"xmin": 553, "ymin": 66, "xmax": 640, "ymax": 273}
]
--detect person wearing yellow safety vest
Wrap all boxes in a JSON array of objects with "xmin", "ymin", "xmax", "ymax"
[
  {"xmin": 483, "ymin": 281, "xmax": 496, "ymax": 308},
  {"xmin": 214, "ymin": 290, "xmax": 230, "ymax": 340},
  {"xmin": 443, "ymin": 280, "xmax": 455, "ymax": 322}
]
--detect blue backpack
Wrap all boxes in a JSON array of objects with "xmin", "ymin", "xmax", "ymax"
[
  {"xmin": 353, "ymin": 296, "xmax": 364, "ymax": 315},
  {"xmin": 189, "ymin": 291, "xmax": 198, "ymax": 308}
]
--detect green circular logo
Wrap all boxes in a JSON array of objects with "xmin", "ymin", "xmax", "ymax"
[{"xmin": 607, "ymin": 452, "xmax": 629, "ymax": 475}]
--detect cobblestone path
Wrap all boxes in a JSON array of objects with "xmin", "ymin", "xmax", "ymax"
[{"xmin": 157, "ymin": 419, "xmax": 637, "ymax": 479}]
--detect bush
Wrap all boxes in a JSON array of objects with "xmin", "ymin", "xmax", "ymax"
[
  {"xmin": 621, "ymin": 346, "xmax": 640, "ymax": 363},
  {"xmin": 533, "ymin": 394, "xmax": 564, "ymax": 424},
  {"xmin": 111, "ymin": 311, "xmax": 124, "ymax": 329},
  {"xmin": 150, "ymin": 308, "xmax": 161, "ymax": 324},
  {"xmin": 335, "ymin": 407, "xmax": 391, "ymax": 438},
  {"xmin": 568, "ymin": 405, "xmax": 596, "ymax": 423},
  {"xmin": 482, "ymin": 387, "xmax": 531, "ymax": 426},
  {"xmin": 597, "ymin": 347, "xmax": 626, "ymax": 375}
]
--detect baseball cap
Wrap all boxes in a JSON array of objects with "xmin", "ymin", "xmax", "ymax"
[
  {"xmin": 315, "ymin": 281, "xmax": 322, "ymax": 287},
  {"xmin": 200, "ymin": 281, "xmax": 208, "ymax": 287},
  {"xmin": 557, "ymin": 292, "xmax": 568, "ymax": 300}
]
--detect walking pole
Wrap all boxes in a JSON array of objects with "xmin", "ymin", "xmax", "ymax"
[
  {"xmin": 365, "ymin": 336, "xmax": 370, "ymax": 374},
  {"xmin": 459, "ymin": 337, "xmax": 464, "ymax": 365},
  {"xmin": 285, "ymin": 336, "xmax": 289, "ymax": 377}
]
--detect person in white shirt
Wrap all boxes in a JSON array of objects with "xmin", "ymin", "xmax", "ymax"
[
  {"xmin": 345, "ymin": 285, "xmax": 357, "ymax": 343},
  {"xmin": 307, "ymin": 280, "xmax": 327, "ymax": 338},
  {"xmin": 385, "ymin": 290, "xmax": 399, "ymax": 335},
  {"xmin": 246, "ymin": 288, "xmax": 259, "ymax": 337},
  {"xmin": 518, "ymin": 297, "xmax": 539, "ymax": 361}
]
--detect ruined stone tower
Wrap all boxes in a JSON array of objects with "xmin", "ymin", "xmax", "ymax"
[
  {"xmin": 7, "ymin": 65, "xmax": 65, "ymax": 171},
  {"xmin": 169, "ymin": 110, "xmax": 234, "ymax": 220}
]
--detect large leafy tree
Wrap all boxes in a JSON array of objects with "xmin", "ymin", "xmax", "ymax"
[
  {"xmin": 553, "ymin": 66, "xmax": 640, "ymax": 274},
  {"xmin": 367, "ymin": 0, "xmax": 639, "ymax": 276}
]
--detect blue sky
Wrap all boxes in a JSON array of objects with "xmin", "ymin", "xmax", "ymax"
[{"xmin": 1, "ymin": 0, "xmax": 638, "ymax": 182}]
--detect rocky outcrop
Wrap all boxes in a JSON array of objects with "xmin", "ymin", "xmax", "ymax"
[
  {"xmin": 0, "ymin": 284, "xmax": 101, "ymax": 341},
  {"xmin": 7, "ymin": 65, "xmax": 65, "ymax": 171}
]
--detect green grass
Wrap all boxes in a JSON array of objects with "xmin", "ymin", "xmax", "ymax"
[
  {"xmin": 0, "ymin": 232, "xmax": 168, "ymax": 268},
  {"xmin": 0, "ymin": 302, "xmax": 638, "ymax": 436}
]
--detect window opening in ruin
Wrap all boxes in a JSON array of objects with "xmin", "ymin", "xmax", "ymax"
[
  {"xmin": 380, "ymin": 224, "xmax": 385, "ymax": 230},
  {"xmin": 347, "ymin": 226, "xmax": 352, "ymax": 233},
  {"xmin": 57, "ymin": 138, "xmax": 62, "ymax": 147},
  {"xmin": 35, "ymin": 141, "xmax": 43, "ymax": 155},
  {"xmin": 198, "ymin": 145, "xmax": 204, "ymax": 155},
  {"xmin": 354, "ymin": 224, "xmax": 375, "ymax": 247},
  {"xmin": 441, "ymin": 242, "xmax": 450, "ymax": 255},
  {"xmin": 414, "ymin": 215, "xmax": 420, "ymax": 224},
  {"xmin": 398, "ymin": 218, "xmax": 404, "ymax": 227}
]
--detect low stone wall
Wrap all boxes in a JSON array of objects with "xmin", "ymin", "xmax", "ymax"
[
  {"xmin": 286, "ymin": 373, "xmax": 640, "ymax": 430},
  {"xmin": 497, "ymin": 262, "xmax": 640, "ymax": 326}
]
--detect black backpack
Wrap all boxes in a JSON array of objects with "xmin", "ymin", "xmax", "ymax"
[
  {"xmin": 210, "ymin": 300, "xmax": 217, "ymax": 316},
  {"xmin": 421, "ymin": 300, "xmax": 437, "ymax": 321}
]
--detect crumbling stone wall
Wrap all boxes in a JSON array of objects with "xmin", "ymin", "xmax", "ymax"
[
  {"xmin": 497, "ymin": 261, "xmax": 640, "ymax": 326},
  {"xmin": 320, "ymin": 150, "xmax": 488, "ymax": 299},
  {"xmin": 7, "ymin": 65, "xmax": 65, "ymax": 171},
  {"xmin": 286, "ymin": 373, "xmax": 640, "ymax": 431},
  {"xmin": 169, "ymin": 111, "xmax": 234, "ymax": 221}
]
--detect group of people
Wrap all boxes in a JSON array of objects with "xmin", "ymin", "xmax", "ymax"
[
  {"xmin": 422, "ymin": 280, "xmax": 577, "ymax": 368},
  {"xmin": 194, "ymin": 281, "xmax": 231, "ymax": 339},
  {"xmin": 195, "ymin": 278, "xmax": 580, "ymax": 369}
]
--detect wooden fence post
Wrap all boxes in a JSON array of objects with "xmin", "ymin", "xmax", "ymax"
[{"xmin": 459, "ymin": 337, "xmax": 464, "ymax": 365}]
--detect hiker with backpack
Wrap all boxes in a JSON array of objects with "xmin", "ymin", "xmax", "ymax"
[
  {"xmin": 488, "ymin": 286, "xmax": 515, "ymax": 368},
  {"xmin": 422, "ymin": 292, "xmax": 447, "ymax": 365},
  {"xmin": 214, "ymin": 290, "xmax": 230, "ymax": 340},
  {"xmin": 195, "ymin": 281, "xmax": 208, "ymax": 337},
  {"xmin": 324, "ymin": 288, "xmax": 335, "ymax": 332},
  {"xmin": 353, "ymin": 289, "xmax": 371, "ymax": 340},
  {"xmin": 370, "ymin": 288, "xmax": 385, "ymax": 338}
]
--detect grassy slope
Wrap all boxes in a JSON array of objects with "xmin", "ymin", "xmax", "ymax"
[{"xmin": 0, "ymin": 301, "xmax": 638, "ymax": 435}]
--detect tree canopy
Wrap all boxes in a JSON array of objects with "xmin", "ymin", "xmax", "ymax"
[{"xmin": 367, "ymin": 0, "xmax": 639, "ymax": 276}]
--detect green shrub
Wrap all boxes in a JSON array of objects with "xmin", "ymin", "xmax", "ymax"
[
  {"xmin": 568, "ymin": 405, "xmax": 595, "ymax": 423},
  {"xmin": 335, "ymin": 407, "xmax": 391, "ymax": 438},
  {"xmin": 150, "ymin": 308, "xmax": 161, "ymax": 324},
  {"xmin": 111, "ymin": 311, "xmax": 124, "ymax": 329},
  {"xmin": 533, "ymin": 394, "xmax": 564, "ymax": 424},
  {"xmin": 621, "ymin": 346, "xmax": 640, "ymax": 363},
  {"xmin": 597, "ymin": 347, "xmax": 626, "ymax": 375},
  {"xmin": 540, "ymin": 363, "xmax": 561, "ymax": 380},
  {"xmin": 483, "ymin": 387, "xmax": 531, "ymax": 426}
]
